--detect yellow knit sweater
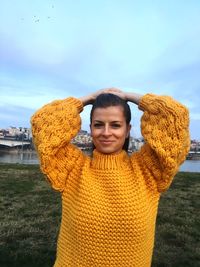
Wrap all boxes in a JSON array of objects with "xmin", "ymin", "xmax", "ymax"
[{"xmin": 31, "ymin": 94, "xmax": 190, "ymax": 267}]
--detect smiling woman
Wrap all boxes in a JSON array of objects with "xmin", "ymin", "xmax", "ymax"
[
  {"xmin": 89, "ymin": 92, "xmax": 131, "ymax": 154},
  {"xmin": 31, "ymin": 87, "xmax": 190, "ymax": 267},
  {"xmin": 91, "ymin": 105, "xmax": 129, "ymax": 154}
]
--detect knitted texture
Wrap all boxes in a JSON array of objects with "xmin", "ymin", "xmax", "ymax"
[{"xmin": 31, "ymin": 94, "xmax": 190, "ymax": 267}]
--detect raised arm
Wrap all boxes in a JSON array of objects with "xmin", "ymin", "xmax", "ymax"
[
  {"xmin": 31, "ymin": 97, "xmax": 86, "ymax": 192},
  {"xmin": 131, "ymin": 93, "xmax": 190, "ymax": 192}
]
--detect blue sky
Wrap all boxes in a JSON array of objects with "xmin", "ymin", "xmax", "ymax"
[{"xmin": 1, "ymin": 0, "xmax": 200, "ymax": 139}]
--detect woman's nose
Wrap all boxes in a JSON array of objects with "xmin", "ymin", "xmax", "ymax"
[{"xmin": 102, "ymin": 125, "xmax": 111, "ymax": 136}]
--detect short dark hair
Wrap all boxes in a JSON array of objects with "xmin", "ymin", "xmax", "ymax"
[{"xmin": 90, "ymin": 93, "xmax": 131, "ymax": 151}]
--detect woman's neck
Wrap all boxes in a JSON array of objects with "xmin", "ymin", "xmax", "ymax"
[{"xmin": 91, "ymin": 149, "xmax": 129, "ymax": 170}]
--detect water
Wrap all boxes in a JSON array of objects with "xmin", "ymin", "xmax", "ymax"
[
  {"xmin": 0, "ymin": 150, "xmax": 38, "ymax": 164},
  {"xmin": 179, "ymin": 160, "xmax": 200, "ymax": 172},
  {"xmin": 0, "ymin": 150, "xmax": 199, "ymax": 172}
]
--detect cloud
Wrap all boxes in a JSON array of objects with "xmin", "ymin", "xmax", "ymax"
[
  {"xmin": 0, "ymin": 84, "xmax": 66, "ymax": 110},
  {"xmin": 1, "ymin": 1, "xmax": 200, "ymax": 139}
]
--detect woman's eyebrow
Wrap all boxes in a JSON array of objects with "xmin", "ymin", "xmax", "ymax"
[
  {"xmin": 93, "ymin": 120, "xmax": 103, "ymax": 123},
  {"xmin": 93, "ymin": 120, "xmax": 122, "ymax": 123}
]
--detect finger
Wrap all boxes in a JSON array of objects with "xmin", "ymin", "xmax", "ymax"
[{"xmin": 102, "ymin": 88, "xmax": 122, "ymax": 94}]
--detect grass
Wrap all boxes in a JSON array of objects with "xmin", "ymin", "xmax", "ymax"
[
  {"xmin": 152, "ymin": 171, "xmax": 200, "ymax": 267},
  {"xmin": 0, "ymin": 163, "xmax": 199, "ymax": 267},
  {"xmin": 0, "ymin": 164, "xmax": 60, "ymax": 267}
]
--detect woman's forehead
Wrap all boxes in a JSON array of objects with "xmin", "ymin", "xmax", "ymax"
[{"xmin": 92, "ymin": 106, "xmax": 125, "ymax": 120}]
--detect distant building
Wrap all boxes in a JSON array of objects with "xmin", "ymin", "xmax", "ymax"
[
  {"xmin": 0, "ymin": 127, "xmax": 31, "ymax": 140},
  {"xmin": 71, "ymin": 129, "xmax": 92, "ymax": 149},
  {"xmin": 190, "ymin": 140, "xmax": 200, "ymax": 152},
  {"xmin": 129, "ymin": 137, "xmax": 145, "ymax": 151},
  {"xmin": 0, "ymin": 126, "xmax": 199, "ymax": 153}
]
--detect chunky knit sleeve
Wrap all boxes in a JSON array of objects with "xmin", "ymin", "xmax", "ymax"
[
  {"xmin": 31, "ymin": 97, "xmax": 85, "ymax": 192},
  {"xmin": 133, "ymin": 93, "xmax": 190, "ymax": 193}
]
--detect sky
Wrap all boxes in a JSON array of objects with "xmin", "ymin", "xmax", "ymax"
[{"xmin": 0, "ymin": 0, "xmax": 200, "ymax": 139}]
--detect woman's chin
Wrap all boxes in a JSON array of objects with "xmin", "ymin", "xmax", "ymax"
[{"xmin": 96, "ymin": 146, "xmax": 121, "ymax": 154}]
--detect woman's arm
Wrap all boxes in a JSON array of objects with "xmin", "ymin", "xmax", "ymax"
[
  {"xmin": 131, "ymin": 93, "xmax": 190, "ymax": 193},
  {"xmin": 31, "ymin": 97, "xmax": 86, "ymax": 192},
  {"xmin": 124, "ymin": 92, "xmax": 143, "ymax": 105}
]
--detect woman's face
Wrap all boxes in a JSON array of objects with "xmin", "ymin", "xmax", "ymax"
[{"xmin": 90, "ymin": 106, "xmax": 131, "ymax": 154}]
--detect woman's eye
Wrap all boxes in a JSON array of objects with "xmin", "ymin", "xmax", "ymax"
[
  {"xmin": 112, "ymin": 124, "xmax": 121, "ymax": 128},
  {"xmin": 94, "ymin": 123, "xmax": 103, "ymax": 128}
]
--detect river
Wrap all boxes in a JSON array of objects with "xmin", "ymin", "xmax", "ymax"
[{"xmin": 0, "ymin": 150, "xmax": 199, "ymax": 172}]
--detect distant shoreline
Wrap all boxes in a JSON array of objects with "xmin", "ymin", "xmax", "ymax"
[{"xmin": 0, "ymin": 147, "xmax": 200, "ymax": 160}]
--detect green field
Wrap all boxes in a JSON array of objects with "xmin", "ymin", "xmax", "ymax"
[{"xmin": 0, "ymin": 163, "xmax": 199, "ymax": 267}]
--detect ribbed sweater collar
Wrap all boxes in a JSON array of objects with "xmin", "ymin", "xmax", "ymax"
[{"xmin": 91, "ymin": 149, "xmax": 130, "ymax": 170}]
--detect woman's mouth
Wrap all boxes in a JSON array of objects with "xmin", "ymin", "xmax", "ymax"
[{"xmin": 99, "ymin": 140, "xmax": 114, "ymax": 145}]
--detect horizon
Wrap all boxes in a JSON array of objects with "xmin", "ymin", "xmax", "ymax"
[{"xmin": 0, "ymin": 124, "xmax": 199, "ymax": 142}]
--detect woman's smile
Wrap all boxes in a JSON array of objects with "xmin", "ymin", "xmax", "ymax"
[{"xmin": 99, "ymin": 140, "xmax": 114, "ymax": 144}]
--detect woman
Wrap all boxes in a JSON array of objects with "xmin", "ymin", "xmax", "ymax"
[{"xmin": 31, "ymin": 88, "xmax": 190, "ymax": 267}]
